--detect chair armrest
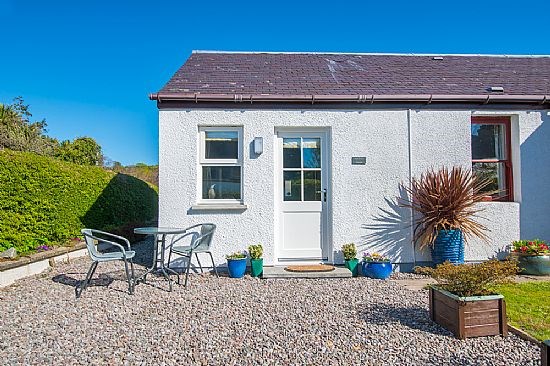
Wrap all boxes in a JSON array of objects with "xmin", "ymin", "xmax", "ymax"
[
  {"xmin": 182, "ymin": 223, "xmax": 203, "ymax": 232},
  {"xmin": 97, "ymin": 239, "xmax": 128, "ymax": 257},
  {"xmin": 89, "ymin": 229, "xmax": 132, "ymax": 251},
  {"xmin": 169, "ymin": 232, "xmax": 196, "ymax": 248}
]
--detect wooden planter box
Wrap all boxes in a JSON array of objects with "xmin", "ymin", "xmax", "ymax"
[
  {"xmin": 429, "ymin": 287, "xmax": 507, "ymax": 339},
  {"xmin": 543, "ymin": 340, "xmax": 550, "ymax": 366}
]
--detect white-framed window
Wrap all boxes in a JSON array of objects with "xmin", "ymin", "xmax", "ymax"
[{"xmin": 198, "ymin": 127, "xmax": 243, "ymax": 203}]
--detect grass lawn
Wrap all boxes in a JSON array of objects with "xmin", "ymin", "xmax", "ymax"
[{"xmin": 492, "ymin": 281, "xmax": 550, "ymax": 341}]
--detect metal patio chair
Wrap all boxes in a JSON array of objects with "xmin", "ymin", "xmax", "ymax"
[
  {"xmin": 168, "ymin": 223, "xmax": 218, "ymax": 287},
  {"xmin": 77, "ymin": 229, "xmax": 136, "ymax": 298}
]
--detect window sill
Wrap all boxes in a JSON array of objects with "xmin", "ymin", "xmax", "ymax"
[{"xmin": 190, "ymin": 204, "xmax": 248, "ymax": 211}]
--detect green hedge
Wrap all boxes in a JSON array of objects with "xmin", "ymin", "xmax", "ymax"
[{"xmin": 0, "ymin": 149, "xmax": 158, "ymax": 253}]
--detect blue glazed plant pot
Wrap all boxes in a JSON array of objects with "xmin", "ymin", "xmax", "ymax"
[
  {"xmin": 227, "ymin": 258, "xmax": 247, "ymax": 278},
  {"xmin": 361, "ymin": 261, "xmax": 393, "ymax": 280},
  {"xmin": 431, "ymin": 229, "xmax": 464, "ymax": 265}
]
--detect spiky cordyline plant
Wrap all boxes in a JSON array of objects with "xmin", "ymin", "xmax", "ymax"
[{"xmin": 399, "ymin": 166, "xmax": 493, "ymax": 249}]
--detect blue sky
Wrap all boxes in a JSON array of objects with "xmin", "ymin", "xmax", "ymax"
[{"xmin": 1, "ymin": 0, "xmax": 549, "ymax": 165}]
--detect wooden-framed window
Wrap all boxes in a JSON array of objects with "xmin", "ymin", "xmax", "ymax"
[
  {"xmin": 198, "ymin": 127, "xmax": 242, "ymax": 203},
  {"xmin": 471, "ymin": 116, "xmax": 513, "ymax": 201}
]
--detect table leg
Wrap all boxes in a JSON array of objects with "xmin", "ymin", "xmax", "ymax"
[
  {"xmin": 135, "ymin": 232, "xmax": 181, "ymax": 291},
  {"xmin": 159, "ymin": 233, "xmax": 174, "ymax": 291},
  {"xmin": 135, "ymin": 233, "xmax": 160, "ymax": 284}
]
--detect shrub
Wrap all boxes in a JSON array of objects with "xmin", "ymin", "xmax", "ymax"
[
  {"xmin": 342, "ymin": 243, "xmax": 357, "ymax": 261},
  {"xmin": 415, "ymin": 259, "xmax": 519, "ymax": 297},
  {"xmin": 226, "ymin": 251, "xmax": 246, "ymax": 260},
  {"xmin": 0, "ymin": 150, "xmax": 158, "ymax": 253},
  {"xmin": 362, "ymin": 252, "xmax": 390, "ymax": 262},
  {"xmin": 248, "ymin": 244, "xmax": 263, "ymax": 259},
  {"xmin": 399, "ymin": 166, "xmax": 493, "ymax": 249}
]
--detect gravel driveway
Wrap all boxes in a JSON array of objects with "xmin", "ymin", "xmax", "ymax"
[{"xmin": 0, "ymin": 241, "xmax": 541, "ymax": 365}]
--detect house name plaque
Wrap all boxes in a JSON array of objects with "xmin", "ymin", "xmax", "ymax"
[{"xmin": 351, "ymin": 157, "xmax": 366, "ymax": 165}]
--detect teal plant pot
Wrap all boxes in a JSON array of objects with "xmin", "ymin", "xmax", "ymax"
[
  {"xmin": 516, "ymin": 255, "xmax": 550, "ymax": 275},
  {"xmin": 250, "ymin": 258, "xmax": 263, "ymax": 277},
  {"xmin": 344, "ymin": 259, "xmax": 359, "ymax": 277}
]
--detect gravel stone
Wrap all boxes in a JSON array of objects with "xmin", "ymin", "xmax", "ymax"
[
  {"xmin": 0, "ymin": 239, "xmax": 541, "ymax": 365},
  {"xmin": 0, "ymin": 247, "xmax": 17, "ymax": 259}
]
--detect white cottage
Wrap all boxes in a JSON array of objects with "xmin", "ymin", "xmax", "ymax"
[{"xmin": 150, "ymin": 51, "xmax": 550, "ymax": 271}]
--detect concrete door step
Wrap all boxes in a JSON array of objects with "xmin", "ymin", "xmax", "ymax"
[{"xmin": 262, "ymin": 266, "xmax": 352, "ymax": 279}]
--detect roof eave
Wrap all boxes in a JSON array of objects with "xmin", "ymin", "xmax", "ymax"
[{"xmin": 149, "ymin": 93, "xmax": 550, "ymax": 106}]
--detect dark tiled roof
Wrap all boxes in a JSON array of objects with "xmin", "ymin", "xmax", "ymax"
[{"xmin": 159, "ymin": 52, "xmax": 550, "ymax": 98}]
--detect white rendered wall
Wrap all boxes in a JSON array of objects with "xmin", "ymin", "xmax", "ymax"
[{"xmin": 158, "ymin": 107, "xmax": 550, "ymax": 269}]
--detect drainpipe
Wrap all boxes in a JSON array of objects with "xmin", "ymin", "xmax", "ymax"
[{"xmin": 407, "ymin": 109, "xmax": 417, "ymax": 269}]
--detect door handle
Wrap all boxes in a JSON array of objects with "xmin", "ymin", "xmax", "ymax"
[{"xmin": 316, "ymin": 188, "xmax": 327, "ymax": 202}]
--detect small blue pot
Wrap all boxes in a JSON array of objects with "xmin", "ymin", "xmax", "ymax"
[
  {"xmin": 431, "ymin": 229, "xmax": 464, "ymax": 265},
  {"xmin": 227, "ymin": 258, "xmax": 247, "ymax": 278},
  {"xmin": 362, "ymin": 261, "xmax": 393, "ymax": 280}
]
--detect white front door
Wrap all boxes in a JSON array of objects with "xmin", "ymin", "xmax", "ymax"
[{"xmin": 275, "ymin": 130, "xmax": 330, "ymax": 263}]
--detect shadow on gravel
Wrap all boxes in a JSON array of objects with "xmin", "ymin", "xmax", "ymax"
[
  {"xmin": 132, "ymin": 236, "xmax": 220, "ymax": 276},
  {"xmin": 358, "ymin": 303, "xmax": 453, "ymax": 337},
  {"xmin": 52, "ymin": 273, "xmax": 114, "ymax": 288},
  {"xmin": 126, "ymin": 237, "xmax": 154, "ymax": 268}
]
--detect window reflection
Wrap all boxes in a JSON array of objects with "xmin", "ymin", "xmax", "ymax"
[
  {"xmin": 205, "ymin": 131, "xmax": 238, "ymax": 159},
  {"xmin": 283, "ymin": 171, "xmax": 301, "ymax": 201},
  {"xmin": 202, "ymin": 166, "xmax": 241, "ymax": 199},
  {"xmin": 283, "ymin": 138, "xmax": 301, "ymax": 168},
  {"xmin": 471, "ymin": 124, "xmax": 505, "ymax": 160},
  {"xmin": 304, "ymin": 171, "xmax": 321, "ymax": 201},
  {"xmin": 303, "ymin": 138, "xmax": 321, "ymax": 168},
  {"xmin": 472, "ymin": 162, "xmax": 507, "ymax": 197}
]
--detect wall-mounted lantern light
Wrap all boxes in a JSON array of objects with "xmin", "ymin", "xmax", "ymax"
[{"xmin": 254, "ymin": 137, "xmax": 263, "ymax": 155}]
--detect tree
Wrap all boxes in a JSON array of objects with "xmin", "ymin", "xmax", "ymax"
[
  {"xmin": 1, "ymin": 96, "xmax": 107, "ymax": 166},
  {"xmin": 56, "ymin": 137, "xmax": 103, "ymax": 166},
  {"xmin": 0, "ymin": 97, "xmax": 58, "ymax": 155}
]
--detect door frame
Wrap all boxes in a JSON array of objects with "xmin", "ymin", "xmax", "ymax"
[{"xmin": 273, "ymin": 127, "xmax": 333, "ymax": 265}]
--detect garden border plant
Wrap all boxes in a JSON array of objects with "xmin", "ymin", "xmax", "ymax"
[{"xmin": 416, "ymin": 259, "xmax": 519, "ymax": 339}]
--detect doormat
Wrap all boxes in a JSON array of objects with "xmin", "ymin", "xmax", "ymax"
[{"xmin": 284, "ymin": 264, "xmax": 335, "ymax": 272}]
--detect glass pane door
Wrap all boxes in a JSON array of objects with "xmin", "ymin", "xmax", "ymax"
[{"xmin": 282, "ymin": 137, "xmax": 322, "ymax": 201}]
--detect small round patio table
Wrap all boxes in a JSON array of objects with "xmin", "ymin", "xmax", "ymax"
[{"xmin": 134, "ymin": 227, "xmax": 187, "ymax": 292}]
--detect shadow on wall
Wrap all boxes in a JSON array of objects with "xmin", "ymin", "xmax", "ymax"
[
  {"xmin": 80, "ymin": 173, "xmax": 159, "ymax": 243},
  {"xmin": 520, "ymin": 112, "xmax": 550, "ymax": 240},
  {"xmin": 359, "ymin": 186, "xmax": 414, "ymax": 264}
]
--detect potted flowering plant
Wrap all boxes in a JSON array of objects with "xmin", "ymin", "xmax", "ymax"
[
  {"xmin": 510, "ymin": 239, "xmax": 550, "ymax": 275},
  {"xmin": 399, "ymin": 167, "xmax": 492, "ymax": 265},
  {"xmin": 342, "ymin": 243, "xmax": 359, "ymax": 277},
  {"xmin": 361, "ymin": 252, "xmax": 392, "ymax": 279},
  {"xmin": 248, "ymin": 244, "xmax": 263, "ymax": 278},
  {"xmin": 226, "ymin": 251, "xmax": 247, "ymax": 278}
]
